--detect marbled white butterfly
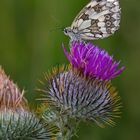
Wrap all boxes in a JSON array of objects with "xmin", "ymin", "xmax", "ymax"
[{"xmin": 64, "ymin": 0, "xmax": 121, "ymax": 41}]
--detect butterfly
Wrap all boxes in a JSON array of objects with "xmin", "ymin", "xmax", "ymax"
[{"xmin": 64, "ymin": 0, "xmax": 121, "ymax": 42}]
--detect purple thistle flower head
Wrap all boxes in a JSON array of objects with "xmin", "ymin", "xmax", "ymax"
[{"xmin": 63, "ymin": 41, "xmax": 125, "ymax": 81}]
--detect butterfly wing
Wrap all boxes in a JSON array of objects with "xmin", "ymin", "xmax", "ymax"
[{"xmin": 71, "ymin": 0, "xmax": 121, "ymax": 40}]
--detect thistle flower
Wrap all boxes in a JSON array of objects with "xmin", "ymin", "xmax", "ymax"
[
  {"xmin": 63, "ymin": 41, "xmax": 125, "ymax": 80},
  {"xmin": 40, "ymin": 66, "xmax": 121, "ymax": 127},
  {"xmin": 0, "ymin": 67, "xmax": 55, "ymax": 140},
  {"xmin": 38, "ymin": 42, "xmax": 125, "ymax": 140}
]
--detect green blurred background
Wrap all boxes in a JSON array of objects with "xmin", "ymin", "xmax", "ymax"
[{"xmin": 0, "ymin": 0, "xmax": 139, "ymax": 139}]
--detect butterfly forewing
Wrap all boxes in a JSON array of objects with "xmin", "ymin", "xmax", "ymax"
[{"xmin": 70, "ymin": 0, "xmax": 121, "ymax": 40}]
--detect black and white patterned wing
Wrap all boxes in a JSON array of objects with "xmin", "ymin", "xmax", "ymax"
[{"xmin": 71, "ymin": 0, "xmax": 121, "ymax": 40}]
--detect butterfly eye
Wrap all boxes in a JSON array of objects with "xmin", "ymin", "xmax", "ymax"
[{"xmin": 64, "ymin": 28, "xmax": 68, "ymax": 34}]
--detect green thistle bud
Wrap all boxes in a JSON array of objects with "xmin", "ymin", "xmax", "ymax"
[{"xmin": 0, "ymin": 110, "xmax": 52, "ymax": 140}]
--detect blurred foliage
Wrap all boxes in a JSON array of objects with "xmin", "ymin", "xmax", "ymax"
[{"xmin": 0, "ymin": 0, "xmax": 140, "ymax": 140}]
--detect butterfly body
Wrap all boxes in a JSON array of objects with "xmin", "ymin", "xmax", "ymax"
[{"xmin": 64, "ymin": 0, "xmax": 121, "ymax": 42}]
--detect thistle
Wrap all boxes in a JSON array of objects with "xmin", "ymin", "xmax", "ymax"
[
  {"xmin": 0, "ymin": 67, "xmax": 55, "ymax": 140},
  {"xmin": 63, "ymin": 41, "xmax": 125, "ymax": 81},
  {"xmin": 39, "ymin": 41, "xmax": 125, "ymax": 139}
]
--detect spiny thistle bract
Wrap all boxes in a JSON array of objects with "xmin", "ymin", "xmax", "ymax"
[
  {"xmin": 0, "ymin": 67, "xmax": 56, "ymax": 140},
  {"xmin": 0, "ymin": 110, "xmax": 53, "ymax": 140},
  {"xmin": 40, "ymin": 66, "xmax": 121, "ymax": 128},
  {"xmin": 0, "ymin": 67, "xmax": 27, "ymax": 111}
]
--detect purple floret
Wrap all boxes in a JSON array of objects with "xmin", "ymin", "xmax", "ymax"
[{"xmin": 63, "ymin": 41, "xmax": 125, "ymax": 80}]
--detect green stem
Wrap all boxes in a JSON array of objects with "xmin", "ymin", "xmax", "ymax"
[{"xmin": 56, "ymin": 115, "xmax": 79, "ymax": 140}]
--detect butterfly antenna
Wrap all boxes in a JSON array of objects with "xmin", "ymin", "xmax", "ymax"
[{"xmin": 48, "ymin": 26, "xmax": 64, "ymax": 32}]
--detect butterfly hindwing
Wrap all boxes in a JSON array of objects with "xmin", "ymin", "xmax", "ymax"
[{"xmin": 70, "ymin": 0, "xmax": 120, "ymax": 40}]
